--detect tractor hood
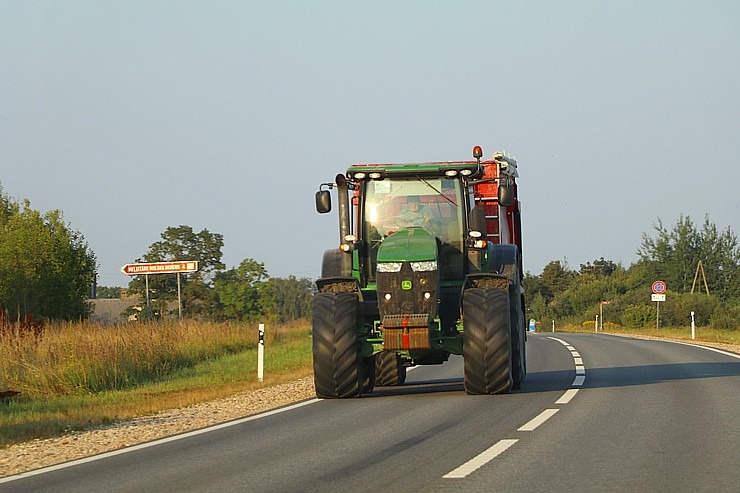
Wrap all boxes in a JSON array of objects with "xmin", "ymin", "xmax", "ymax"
[
  {"xmin": 375, "ymin": 227, "xmax": 440, "ymax": 349},
  {"xmin": 377, "ymin": 228, "xmax": 437, "ymax": 263}
]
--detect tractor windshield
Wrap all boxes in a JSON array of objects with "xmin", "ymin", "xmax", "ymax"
[{"xmin": 363, "ymin": 177, "xmax": 465, "ymax": 280}]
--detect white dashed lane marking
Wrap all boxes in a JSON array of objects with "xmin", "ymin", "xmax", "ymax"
[
  {"xmin": 443, "ymin": 439, "xmax": 519, "ymax": 479},
  {"xmin": 443, "ymin": 335, "xmax": 587, "ymax": 479},
  {"xmin": 517, "ymin": 408, "xmax": 560, "ymax": 431},
  {"xmin": 555, "ymin": 388, "xmax": 580, "ymax": 404}
]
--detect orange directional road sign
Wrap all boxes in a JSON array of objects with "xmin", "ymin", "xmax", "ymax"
[{"xmin": 121, "ymin": 261, "xmax": 199, "ymax": 275}]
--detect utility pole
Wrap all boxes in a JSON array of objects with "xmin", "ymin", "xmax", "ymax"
[
  {"xmin": 599, "ymin": 301, "xmax": 610, "ymax": 331},
  {"xmin": 691, "ymin": 260, "xmax": 710, "ymax": 295}
]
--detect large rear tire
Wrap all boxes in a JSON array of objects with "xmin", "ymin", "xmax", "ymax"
[
  {"xmin": 463, "ymin": 288, "xmax": 512, "ymax": 394},
  {"xmin": 312, "ymin": 292, "xmax": 362, "ymax": 398},
  {"xmin": 375, "ymin": 351, "xmax": 407, "ymax": 386},
  {"xmin": 510, "ymin": 285, "xmax": 526, "ymax": 390},
  {"xmin": 491, "ymin": 244, "xmax": 526, "ymax": 390}
]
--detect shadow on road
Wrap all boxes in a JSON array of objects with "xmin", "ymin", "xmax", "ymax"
[
  {"xmin": 363, "ymin": 361, "xmax": 740, "ymax": 398},
  {"xmin": 366, "ymin": 378, "xmax": 465, "ymax": 397},
  {"xmin": 574, "ymin": 361, "xmax": 740, "ymax": 389}
]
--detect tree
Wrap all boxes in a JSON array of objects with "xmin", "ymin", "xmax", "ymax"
[
  {"xmin": 261, "ymin": 276, "xmax": 314, "ymax": 323},
  {"xmin": 0, "ymin": 186, "xmax": 96, "ymax": 320},
  {"xmin": 213, "ymin": 259, "xmax": 268, "ymax": 320},
  {"xmin": 696, "ymin": 217, "xmax": 739, "ymax": 302},
  {"xmin": 540, "ymin": 260, "xmax": 574, "ymax": 299},
  {"xmin": 94, "ymin": 286, "xmax": 121, "ymax": 299},
  {"xmin": 638, "ymin": 215, "xmax": 700, "ymax": 293},
  {"xmin": 127, "ymin": 225, "xmax": 225, "ymax": 317},
  {"xmin": 638, "ymin": 215, "xmax": 738, "ymax": 299},
  {"xmin": 579, "ymin": 257, "xmax": 618, "ymax": 278}
]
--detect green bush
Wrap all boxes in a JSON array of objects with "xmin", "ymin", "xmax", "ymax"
[
  {"xmin": 711, "ymin": 305, "xmax": 740, "ymax": 330},
  {"xmin": 660, "ymin": 293, "xmax": 719, "ymax": 326},
  {"xmin": 621, "ymin": 304, "xmax": 654, "ymax": 328}
]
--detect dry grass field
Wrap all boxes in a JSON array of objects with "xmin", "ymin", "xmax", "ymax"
[{"xmin": 0, "ymin": 319, "xmax": 312, "ymax": 446}]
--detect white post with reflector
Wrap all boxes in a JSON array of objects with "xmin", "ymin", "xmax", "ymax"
[{"xmin": 258, "ymin": 324, "xmax": 265, "ymax": 382}]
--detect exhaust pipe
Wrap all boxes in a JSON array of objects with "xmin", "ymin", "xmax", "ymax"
[{"xmin": 335, "ymin": 174, "xmax": 352, "ymax": 277}]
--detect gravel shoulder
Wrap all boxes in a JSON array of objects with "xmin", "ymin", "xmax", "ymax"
[
  {"xmin": 1, "ymin": 336, "xmax": 737, "ymax": 479},
  {"xmin": 603, "ymin": 333, "xmax": 740, "ymax": 356},
  {"xmin": 0, "ymin": 376, "xmax": 315, "ymax": 478}
]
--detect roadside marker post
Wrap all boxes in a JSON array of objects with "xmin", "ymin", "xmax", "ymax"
[
  {"xmin": 691, "ymin": 311, "xmax": 696, "ymax": 340},
  {"xmin": 258, "ymin": 324, "xmax": 265, "ymax": 382}
]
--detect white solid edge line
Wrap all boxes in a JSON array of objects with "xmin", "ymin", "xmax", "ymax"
[
  {"xmin": 603, "ymin": 333, "xmax": 740, "ymax": 360},
  {"xmin": 518, "ymin": 408, "xmax": 559, "ymax": 431},
  {"xmin": 555, "ymin": 389, "xmax": 579, "ymax": 405},
  {"xmin": 443, "ymin": 439, "xmax": 519, "ymax": 479},
  {"xmin": 663, "ymin": 340, "xmax": 740, "ymax": 360},
  {"xmin": 548, "ymin": 337, "xmax": 570, "ymax": 345},
  {"xmin": 0, "ymin": 398, "xmax": 321, "ymax": 484}
]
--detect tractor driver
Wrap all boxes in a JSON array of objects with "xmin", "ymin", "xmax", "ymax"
[{"xmin": 399, "ymin": 196, "xmax": 435, "ymax": 227}]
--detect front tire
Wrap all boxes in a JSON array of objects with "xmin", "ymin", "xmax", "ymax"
[
  {"xmin": 375, "ymin": 351, "xmax": 407, "ymax": 386},
  {"xmin": 312, "ymin": 292, "xmax": 362, "ymax": 398},
  {"xmin": 463, "ymin": 288, "xmax": 512, "ymax": 395}
]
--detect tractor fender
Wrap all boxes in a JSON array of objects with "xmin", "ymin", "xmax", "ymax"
[
  {"xmin": 315, "ymin": 276, "xmax": 363, "ymax": 299},
  {"xmin": 320, "ymin": 249, "xmax": 343, "ymax": 278},
  {"xmin": 488, "ymin": 243, "xmax": 521, "ymax": 284}
]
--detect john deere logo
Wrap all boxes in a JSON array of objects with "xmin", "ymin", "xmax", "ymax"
[{"xmin": 401, "ymin": 280, "xmax": 412, "ymax": 290}]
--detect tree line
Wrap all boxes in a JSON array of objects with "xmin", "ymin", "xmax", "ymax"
[
  {"xmin": 0, "ymin": 187, "xmax": 312, "ymax": 323},
  {"xmin": 0, "ymin": 186, "xmax": 96, "ymax": 320},
  {"xmin": 120, "ymin": 226, "xmax": 313, "ymax": 323},
  {"xmin": 524, "ymin": 215, "xmax": 739, "ymax": 329},
  {"xmin": 1, "ymin": 186, "xmax": 737, "ymax": 327}
]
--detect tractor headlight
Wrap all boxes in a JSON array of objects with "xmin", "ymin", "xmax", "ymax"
[
  {"xmin": 410, "ymin": 260, "xmax": 437, "ymax": 272},
  {"xmin": 377, "ymin": 262, "xmax": 402, "ymax": 273}
]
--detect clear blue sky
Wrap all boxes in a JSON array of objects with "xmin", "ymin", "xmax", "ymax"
[{"xmin": 2, "ymin": 1, "xmax": 738, "ymax": 287}]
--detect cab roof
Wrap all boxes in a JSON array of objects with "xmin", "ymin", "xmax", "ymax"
[{"xmin": 346, "ymin": 160, "xmax": 491, "ymax": 180}]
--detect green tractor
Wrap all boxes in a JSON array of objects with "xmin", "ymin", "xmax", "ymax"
[{"xmin": 312, "ymin": 146, "xmax": 525, "ymax": 397}]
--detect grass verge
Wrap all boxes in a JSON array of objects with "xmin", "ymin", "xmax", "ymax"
[{"xmin": 0, "ymin": 320, "xmax": 313, "ymax": 448}]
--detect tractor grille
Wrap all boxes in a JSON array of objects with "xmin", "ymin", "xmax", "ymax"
[{"xmin": 376, "ymin": 263, "xmax": 437, "ymax": 321}]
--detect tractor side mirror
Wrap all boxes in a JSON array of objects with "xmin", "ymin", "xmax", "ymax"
[
  {"xmin": 316, "ymin": 190, "xmax": 331, "ymax": 214},
  {"xmin": 498, "ymin": 185, "xmax": 515, "ymax": 208}
]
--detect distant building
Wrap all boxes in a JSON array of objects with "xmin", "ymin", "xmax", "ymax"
[
  {"xmin": 88, "ymin": 289, "xmax": 138, "ymax": 323},
  {"xmin": 88, "ymin": 289, "xmax": 179, "ymax": 323}
]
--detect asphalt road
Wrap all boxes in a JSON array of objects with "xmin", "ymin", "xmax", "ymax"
[{"xmin": 2, "ymin": 333, "xmax": 739, "ymax": 493}]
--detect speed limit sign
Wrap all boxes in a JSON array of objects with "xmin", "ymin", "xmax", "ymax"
[{"xmin": 652, "ymin": 281, "xmax": 667, "ymax": 294}]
